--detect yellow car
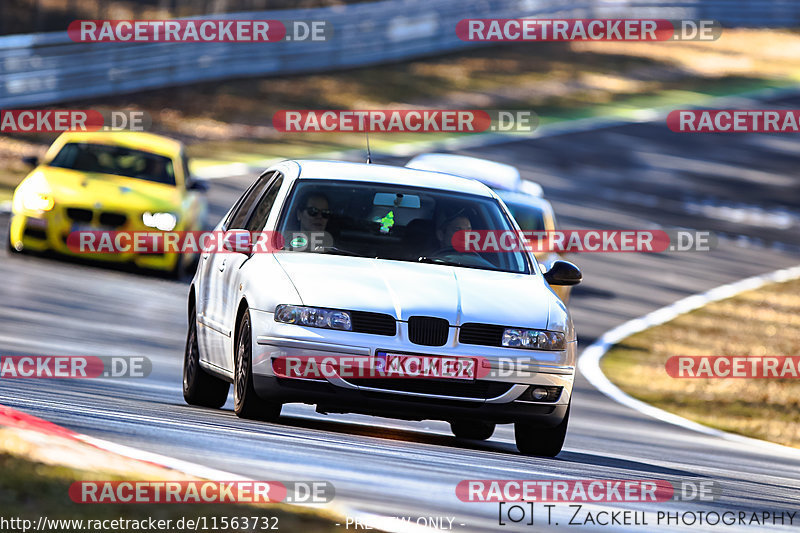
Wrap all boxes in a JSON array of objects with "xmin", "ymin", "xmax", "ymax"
[{"xmin": 8, "ymin": 131, "xmax": 208, "ymax": 276}]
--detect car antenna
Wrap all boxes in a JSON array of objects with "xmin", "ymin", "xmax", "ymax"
[{"xmin": 365, "ymin": 129, "xmax": 372, "ymax": 164}]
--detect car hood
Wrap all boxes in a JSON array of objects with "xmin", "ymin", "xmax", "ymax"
[
  {"xmin": 273, "ymin": 253, "xmax": 557, "ymax": 330},
  {"xmin": 32, "ymin": 166, "xmax": 182, "ymax": 212}
]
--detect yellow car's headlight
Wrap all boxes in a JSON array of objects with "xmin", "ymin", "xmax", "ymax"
[
  {"xmin": 17, "ymin": 188, "xmax": 54, "ymax": 213},
  {"xmin": 142, "ymin": 212, "xmax": 178, "ymax": 231}
]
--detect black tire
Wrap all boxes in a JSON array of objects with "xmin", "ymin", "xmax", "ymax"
[
  {"xmin": 450, "ymin": 420, "xmax": 496, "ymax": 441},
  {"xmin": 183, "ymin": 311, "xmax": 229, "ymax": 408},
  {"xmin": 515, "ymin": 404, "xmax": 570, "ymax": 457},
  {"xmin": 234, "ymin": 310, "xmax": 281, "ymax": 421},
  {"xmin": 171, "ymin": 254, "xmax": 185, "ymax": 280}
]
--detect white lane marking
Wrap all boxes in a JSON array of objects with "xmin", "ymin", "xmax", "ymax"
[
  {"xmin": 684, "ymin": 200, "xmax": 796, "ymax": 229},
  {"xmin": 578, "ymin": 264, "xmax": 800, "ymax": 460}
]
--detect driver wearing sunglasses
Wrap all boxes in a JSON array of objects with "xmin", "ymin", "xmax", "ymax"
[{"xmin": 296, "ymin": 192, "xmax": 332, "ymax": 232}]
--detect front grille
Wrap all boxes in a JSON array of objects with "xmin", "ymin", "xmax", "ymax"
[
  {"xmin": 408, "ymin": 316, "xmax": 449, "ymax": 347},
  {"xmin": 23, "ymin": 227, "xmax": 46, "ymax": 240},
  {"xmin": 350, "ymin": 311, "xmax": 396, "ymax": 336},
  {"xmin": 65, "ymin": 208, "xmax": 93, "ymax": 222},
  {"xmin": 349, "ymin": 378, "xmax": 512, "ymax": 399},
  {"xmin": 459, "ymin": 323, "xmax": 506, "ymax": 347},
  {"xmin": 99, "ymin": 212, "xmax": 127, "ymax": 227}
]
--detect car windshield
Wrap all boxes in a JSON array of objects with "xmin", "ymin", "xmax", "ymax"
[
  {"xmin": 276, "ymin": 180, "xmax": 530, "ymax": 274},
  {"xmin": 504, "ymin": 201, "xmax": 546, "ymax": 231},
  {"xmin": 50, "ymin": 142, "xmax": 176, "ymax": 186}
]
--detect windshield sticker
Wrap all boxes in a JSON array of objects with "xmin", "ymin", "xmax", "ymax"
[{"xmin": 379, "ymin": 211, "xmax": 395, "ymax": 234}]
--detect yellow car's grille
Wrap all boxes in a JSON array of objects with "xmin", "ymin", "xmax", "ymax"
[
  {"xmin": 65, "ymin": 207, "xmax": 93, "ymax": 222},
  {"xmin": 98, "ymin": 212, "xmax": 127, "ymax": 227},
  {"xmin": 64, "ymin": 207, "xmax": 128, "ymax": 228}
]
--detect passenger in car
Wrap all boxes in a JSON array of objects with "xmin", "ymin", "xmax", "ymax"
[{"xmin": 436, "ymin": 211, "xmax": 472, "ymax": 250}]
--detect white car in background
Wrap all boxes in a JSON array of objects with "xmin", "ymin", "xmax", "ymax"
[
  {"xmin": 406, "ymin": 153, "xmax": 572, "ymax": 303},
  {"xmin": 183, "ymin": 160, "xmax": 581, "ymax": 456}
]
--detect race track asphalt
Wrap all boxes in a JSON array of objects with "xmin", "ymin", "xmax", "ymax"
[{"xmin": 2, "ymin": 97, "xmax": 800, "ymax": 531}]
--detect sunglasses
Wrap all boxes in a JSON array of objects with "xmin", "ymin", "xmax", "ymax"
[{"xmin": 303, "ymin": 206, "xmax": 331, "ymax": 218}]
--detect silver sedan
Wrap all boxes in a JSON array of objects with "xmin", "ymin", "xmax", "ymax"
[{"xmin": 183, "ymin": 160, "xmax": 582, "ymax": 456}]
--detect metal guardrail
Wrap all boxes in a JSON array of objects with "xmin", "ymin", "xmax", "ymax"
[{"xmin": 1, "ymin": 0, "xmax": 799, "ymax": 108}]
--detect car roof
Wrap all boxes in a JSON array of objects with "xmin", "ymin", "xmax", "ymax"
[
  {"xmin": 405, "ymin": 153, "xmax": 521, "ymax": 191},
  {"xmin": 495, "ymin": 189, "xmax": 553, "ymax": 211},
  {"xmin": 292, "ymin": 160, "xmax": 495, "ymax": 197},
  {"xmin": 51, "ymin": 131, "xmax": 183, "ymax": 159}
]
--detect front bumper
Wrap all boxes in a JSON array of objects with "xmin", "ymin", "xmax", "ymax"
[
  {"xmin": 249, "ymin": 309, "xmax": 575, "ymax": 425},
  {"xmin": 9, "ymin": 211, "xmax": 182, "ymax": 271}
]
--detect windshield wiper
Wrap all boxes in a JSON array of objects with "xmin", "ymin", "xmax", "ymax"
[
  {"xmin": 313, "ymin": 246, "xmax": 369, "ymax": 257},
  {"xmin": 417, "ymin": 256, "xmax": 464, "ymax": 267}
]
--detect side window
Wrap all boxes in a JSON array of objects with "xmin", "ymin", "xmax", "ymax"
[
  {"xmin": 227, "ymin": 172, "xmax": 276, "ymax": 229},
  {"xmin": 245, "ymin": 175, "xmax": 284, "ymax": 232}
]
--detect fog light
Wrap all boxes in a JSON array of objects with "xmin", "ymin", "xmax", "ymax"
[
  {"xmin": 517, "ymin": 385, "xmax": 563, "ymax": 403},
  {"xmin": 531, "ymin": 387, "xmax": 549, "ymax": 400}
]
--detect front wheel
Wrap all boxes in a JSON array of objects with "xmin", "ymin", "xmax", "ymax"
[
  {"xmin": 183, "ymin": 311, "xmax": 229, "ymax": 408},
  {"xmin": 234, "ymin": 310, "xmax": 281, "ymax": 421},
  {"xmin": 515, "ymin": 404, "xmax": 570, "ymax": 457},
  {"xmin": 450, "ymin": 420, "xmax": 495, "ymax": 441}
]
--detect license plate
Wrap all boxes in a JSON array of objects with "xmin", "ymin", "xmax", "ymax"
[
  {"xmin": 71, "ymin": 224, "xmax": 115, "ymax": 233},
  {"xmin": 375, "ymin": 351, "xmax": 476, "ymax": 380}
]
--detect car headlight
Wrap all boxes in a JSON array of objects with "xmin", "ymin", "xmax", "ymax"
[
  {"xmin": 274, "ymin": 304, "xmax": 352, "ymax": 331},
  {"xmin": 502, "ymin": 328, "xmax": 565, "ymax": 350},
  {"xmin": 13, "ymin": 173, "xmax": 55, "ymax": 215},
  {"xmin": 142, "ymin": 212, "xmax": 177, "ymax": 231},
  {"xmin": 20, "ymin": 190, "xmax": 55, "ymax": 212}
]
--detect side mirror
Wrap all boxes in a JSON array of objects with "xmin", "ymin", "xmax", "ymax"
[
  {"xmin": 222, "ymin": 230, "xmax": 252, "ymax": 254},
  {"xmin": 187, "ymin": 178, "xmax": 209, "ymax": 192},
  {"xmin": 543, "ymin": 260, "xmax": 582, "ymax": 286},
  {"xmin": 22, "ymin": 155, "xmax": 39, "ymax": 167}
]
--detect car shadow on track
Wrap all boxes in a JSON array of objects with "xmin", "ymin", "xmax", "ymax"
[{"xmin": 265, "ymin": 414, "xmax": 704, "ymax": 477}]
